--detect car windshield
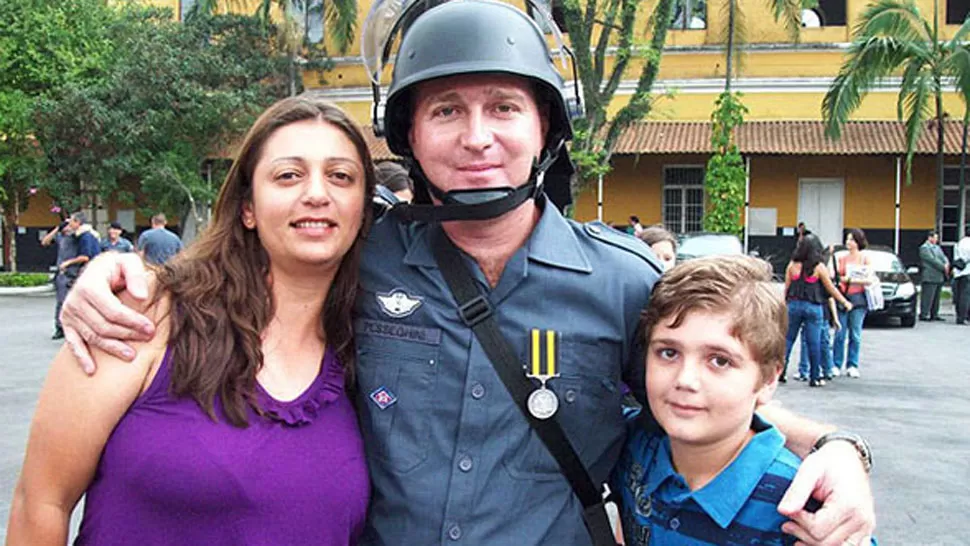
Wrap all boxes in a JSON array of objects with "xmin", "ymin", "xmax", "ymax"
[
  {"xmin": 866, "ymin": 251, "xmax": 905, "ymax": 273},
  {"xmin": 677, "ymin": 234, "xmax": 742, "ymax": 257}
]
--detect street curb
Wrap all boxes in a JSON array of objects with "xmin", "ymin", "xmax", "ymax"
[{"xmin": 0, "ymin": 284, "xmax": 55, "ymax": 296}]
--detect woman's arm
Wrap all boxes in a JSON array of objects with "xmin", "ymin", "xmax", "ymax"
[
  {"xmin": 6, "ymin": 295, "xmax": 166, "ymax": 545},
  {"xmin": 818, "ymin": 265, "xmax": 852, "ymax": 310},
  {"xmin": 784, "ymin": 262, "xmax": 793, "ymax": 293}
]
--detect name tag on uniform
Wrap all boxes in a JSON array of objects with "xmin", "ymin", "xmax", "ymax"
[{"xmin": 357, "ymin": 318, "xmax": 442, "ymax": 346}]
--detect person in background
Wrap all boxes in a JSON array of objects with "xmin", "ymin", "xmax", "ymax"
[
  {"xmin": 918, "ymin": 230, "xmax": 949, "ymax": 322},
  {"xmin": 953, "ymin": 226, "xmax": 970, "ymax": 325},
  {"xmin": 100, "ymin": 222, "xmax": 134, "ymax": 253},
  {"xmin": 783, "ymin": 233, "xmax": 852, "ymax": 387},
  {"xmin": 137, "ymin": 213, "xmax": 183, "ymax": 265},
  {"xmin": 8, "ymin": 96, "xmax": 373, "ymax": 546},
  {"xmin": 375, "ymin": 161, "xmax": 414, "ymax": 203},
  {"xmin": 57, "ymin": 212, "xmax": 101, "ymax": 283},
  {"xmin": 41, "ymin": 218, "xmax": 77, "ymax": 340},
  {"xmin": 798, "ymin": 244, "xmax": 841, "ymax": 381},
  {"xmin": 627, "ymin": 215, "xmax": 644, "ymax": 236},
  {"xmin": 833, "ymin": 229, "xmax": 873, "ymax": 378},
  {"xmin": 638, "ymin": 224, "xmax": 677, "ymax": 272}
]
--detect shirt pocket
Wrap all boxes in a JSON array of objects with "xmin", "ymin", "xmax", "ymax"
[
  {"xmin": 356, "ymin": 336, "xmax": 440, "ymax": 474},
  {"xmin": 503, "ymin": 338, "xmax": 625, "ymax": 482}
]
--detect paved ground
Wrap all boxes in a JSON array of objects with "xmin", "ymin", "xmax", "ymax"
[{"xmin": 0, "ymin": 293, "xmax": 967, "ymax": 544}]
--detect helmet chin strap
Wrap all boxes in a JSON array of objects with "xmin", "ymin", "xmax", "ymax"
[{"xmin": 389, "ymin": 147, "xmax": 560, "ymax": 224}]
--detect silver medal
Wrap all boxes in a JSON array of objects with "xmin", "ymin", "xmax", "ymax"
[{"xmin": 527, "ymin": 386, "xmax": 559, "ymax": 420}]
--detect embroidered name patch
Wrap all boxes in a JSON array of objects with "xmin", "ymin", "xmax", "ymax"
[
  {"xmin": 369, "ymin": 386, "xmax": 398, "ymax": 410},
  {"xmin": 357, "ymin": 318, "xmax": 442, "ymax": 346}
]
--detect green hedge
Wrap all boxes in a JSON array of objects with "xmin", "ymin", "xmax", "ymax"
[{"xmin": 0, "ymin": 272, "xmax": 52, "ymax": 287}]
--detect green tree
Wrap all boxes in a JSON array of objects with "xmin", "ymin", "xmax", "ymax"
[
  {"xmin": 822, "ymin": 0, "xmax": 970, "ymax": 234},
  {"xmin": 0, "ymin": 0, "xmax": 117, "ymax": 270},
  {"xmin": 560, "ymin": 0, "xmax": 676, "ymax": 200},
  {"xmin": 703, "ymin": 92, "xmax": 748, "ymax": 235},
  {"xmin": 35, "ymin": 7, "xmax": 292, "ymax": 241}
]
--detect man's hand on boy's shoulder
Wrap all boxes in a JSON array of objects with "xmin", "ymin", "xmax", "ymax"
[{"xmin": 778, "ymin": 441, "xmax": 875, "ymax": 546}]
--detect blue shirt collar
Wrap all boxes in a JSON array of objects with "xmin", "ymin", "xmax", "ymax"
[
  {"xmin": 402, "ymin": 198, "xmax": 592, "ymax": 274},
  {"xmin": 644, "ymin": 414, "xmax": 786, "ymax": 529}
]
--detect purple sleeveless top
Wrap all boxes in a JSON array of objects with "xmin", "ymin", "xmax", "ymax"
[{"xmin": 75, "ymin": 346, "xmax": 369, "ymax": 546}]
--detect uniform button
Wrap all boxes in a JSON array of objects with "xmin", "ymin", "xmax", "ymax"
[
  {"xmin": 471, "ymin": 383, "xmax": 486, "ymax": 399},
  {"xmin": 458, "ymin": 455, "xmax": 473, "ymax": 472},
  {"xmin": 448, "ymin": 524, "xmax": 462, "ymax": 540},
  {"xmin": 564, "ymin": 389, "xmax": 577, "ymax": 403},
  {"xmin": 428, "ymin": 359, "xmax": 436, "ymax": 366},
  {"xmin": 670, "ymin": 517, "xmax": 680, "ymax": 530}
]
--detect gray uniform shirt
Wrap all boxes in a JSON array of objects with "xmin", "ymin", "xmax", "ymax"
[
  {"xmin": 137, "ymin": 227, "xmax": 183, "ymax": 265},
  {"xmin": 355, "ymin": 200, "xmax": 661, "ymax": 545}
]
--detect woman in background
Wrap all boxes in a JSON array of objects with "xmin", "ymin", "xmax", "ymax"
[
  {"xmin": 638, "ymin": 224, "xmax": 678, "ymax": 272},
  {"xmin": 832, "ymin": 228, "xmax": 873, "ymax": 378}
]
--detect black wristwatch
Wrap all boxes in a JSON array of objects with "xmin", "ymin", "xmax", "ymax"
[{"xmin": 811, "ymin": 432, "xmax": 872, "ymax": 473}]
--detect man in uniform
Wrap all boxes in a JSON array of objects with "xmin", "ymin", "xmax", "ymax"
[
  {"xmin": 41, "ymin": 218, "xmax": 77, "ymax": 339},
  {"xmin": 59, "ymin": 1, "xmax": 875, "ymax": 545}
]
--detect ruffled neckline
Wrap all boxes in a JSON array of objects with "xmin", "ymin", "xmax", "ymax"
[{"xmin": 255, "ymin": 348, "xmax": 345, "ymax": 427}]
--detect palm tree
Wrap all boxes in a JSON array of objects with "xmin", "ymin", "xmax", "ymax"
[
  {"xmin": 822, "ymin": 0, "xmax": 970, "ymax": 234},
  {"xmin": 719, "ymin": 0, "xmax": 816, "ymax": 91}
]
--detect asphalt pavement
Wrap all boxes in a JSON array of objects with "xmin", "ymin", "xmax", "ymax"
[{"xmin": 0, "ymin": 292, "xmax": 967, "ymax": 545}]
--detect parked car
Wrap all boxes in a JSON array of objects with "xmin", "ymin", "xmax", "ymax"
[
  {"xmin": 676, "ymin": 233, "xmax": 743, "ymax": 261},
  {"xmin": 834, "ymin": 246, "xmax": 917, "ymax": 327}
]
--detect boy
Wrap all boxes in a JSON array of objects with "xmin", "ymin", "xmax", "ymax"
[{"xmin": 614, "ymin": 255, "xmax": 799, "ymax": 545}]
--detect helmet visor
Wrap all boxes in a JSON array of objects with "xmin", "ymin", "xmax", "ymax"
[{"xmin": 361, "ymin": 0, "xmax": 569, "ymax": 85}]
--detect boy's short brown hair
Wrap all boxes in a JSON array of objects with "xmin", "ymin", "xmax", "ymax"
[{"xmin": 641, "ymin": 255, "xmax": 787, "ymax": 384}]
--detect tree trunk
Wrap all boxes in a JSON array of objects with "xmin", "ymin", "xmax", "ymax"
[
  {"xmin": 725, "ymin": 0, "xmax": 735, "ymax": 92},
  {"xmin": 2, "ymin": 188, "xmax": 20, "ymax": 272},
  {"xmin": 936, "ymin": 92, "xmax": 945, "ymax": 237},
  {"xmin": 959, "ymin": 107, "xmax": 968, "ymax": 239}
]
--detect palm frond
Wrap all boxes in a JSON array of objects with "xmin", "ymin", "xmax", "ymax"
[
  {"xmin": 823, "ymin": 36, "xmax": 915, "ymax": 138},
  {"xmin": 897, "ymin": 58, "xmax": 928, "ymax": 119},
  {"xmin": 949, "ymin": 14, "xmax": 970, "ymax": 45},
  {"xmin": 943, "ymin": 43, "xmax": 970, "ymax": 106},
  {"xmin": 770, "ymin": 0, "xmax": 810, "ymax": 42},
  {"xmin": 900, "ymin": 69, "xmax": 934, "ymax": 185},
  {"xmin": 853, "ymin": 0, "xmax": 931, "ymax": 44},
  {"xmin": 325, "ymin": 0, "xmax": 357, "ymax": 54}
]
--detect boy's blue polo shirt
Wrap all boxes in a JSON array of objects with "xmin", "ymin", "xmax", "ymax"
[{"xmin": 613, "ymin": 414, "xmax": 801, "ymax": 545}]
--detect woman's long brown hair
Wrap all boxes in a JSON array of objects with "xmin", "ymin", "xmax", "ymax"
[{"xmin": 155, "ymin": 96, "xmax": 376, "ymax": 427}]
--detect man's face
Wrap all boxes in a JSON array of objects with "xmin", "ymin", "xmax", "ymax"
[
  {"xmin": 408, "ymin": 73, "xmax": 548, "ymax": 197},
  {"xmin": 646, "ymin": 310, "xmax": 776, "ymax": 450},
  {"xmin": 929, "ymin": 233, "xmax": 938, "ymax": 244},
  {"xmin": 68, "ymin": 217, "xmax": 81, "ymax": 231},
  {"xmin": 108, "ymin": 227, "xmax": 122, "ymax": 241}
]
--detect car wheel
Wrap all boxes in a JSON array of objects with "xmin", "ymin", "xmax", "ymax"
[{"xmin": 901, "ymin": 315, "xmax": 916, "ymax": 328}]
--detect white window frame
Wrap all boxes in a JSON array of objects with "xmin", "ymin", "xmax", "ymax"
[
  {"xmin": 670, "ymin": 0, "xmax": 708, "ymax": 30},
  {"xmin": 942, "ymin": 165, "xmax": 969, "ymax": 245},
  {"xmin": 662, "ymin": 164, "xmax": 706, "ymax": 235}
]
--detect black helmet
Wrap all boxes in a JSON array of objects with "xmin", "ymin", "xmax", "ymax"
[{"xmin": 363, "ymin": 0, "xmax": 583, "ymax": 223}]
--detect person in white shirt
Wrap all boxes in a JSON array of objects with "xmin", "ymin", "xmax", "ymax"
[{"xmin": 953, "ymin": 227, "xmax": 970, "ymax": 325}]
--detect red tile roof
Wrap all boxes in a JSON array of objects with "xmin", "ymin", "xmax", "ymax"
[
  {"xmin": 363, "ymin": 120, "xmax": 968, "ymax": 160},
  {"xmin": 612, "ymin": 120, "xmax": 968, "ymax": 156}
]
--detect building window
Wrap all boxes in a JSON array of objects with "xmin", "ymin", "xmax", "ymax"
[
  {"xmin": 292, "ymin": 1, "xmax": 324, "ymax": 44},
  {"xmin": 529, "ymin": 0, "xmax": 568, "ymax": 34},
  {"xmin": 947, "ymin": 0, "xmax": 970, "ymax": 25},
  {"xmin": 803, "ymin": 0, "xmax": 846, "ymax": 27},
  {"xmin": 671, "ymin": 0, "xmax": 707, "ymax": 30},
  {"xmin": 180, "ymin": 0, "xmax": 197, "ymax": 21},
  {"xmin": 663, "ymin": 166, "xmax": 705, "ymax": 234},
  {"xmin": 942, "ymin": 166, "xmax": 970, "ymax": 244}
]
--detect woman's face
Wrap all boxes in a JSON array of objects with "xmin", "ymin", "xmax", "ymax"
[
  {"xmin": 651, "ymin": 240, "xmax": 677, "ymax": 272},
  {"xmin": 846, "ymin": 233, "xmax": 858, "ymax": 251},
  {"xmin": 242, "ymin": 119, "xmax": 366, "ymax": 273}
]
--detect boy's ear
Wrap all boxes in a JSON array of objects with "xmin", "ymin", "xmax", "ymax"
[{"xmin": 755, "ymin": 365, "xmax": 782, "ymax": 407}]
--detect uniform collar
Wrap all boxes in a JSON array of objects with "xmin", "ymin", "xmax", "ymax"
[
  {"xmin": 644, "ymin": 415, "xmax": 785, "ymax": 529},
  {"xmin": 402, "ymin": 198, "xmax": 592, "ymax": 274}
]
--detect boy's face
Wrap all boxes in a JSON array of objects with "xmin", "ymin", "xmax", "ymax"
[{"xmin": 646, "ymin": 310, "xmax": 778, "ymax": 448}]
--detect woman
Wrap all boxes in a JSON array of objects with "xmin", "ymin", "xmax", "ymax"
[
  {"xmin": 797, "ymin": 244, "xmax": 842, "ymax": 381},
  {"xmin": 8, "ymin": 97, "xmax": 375, "ymax": 545},
  {"xmin": 638, "ymin": 224, "xmax": 677, "ymax": 272},
  {"xmin": 832, "ymin": 228, "xmax": 872, "ymax": 378},
  {"xmin": 783, "ymin": 233, "xmax": 852, "ymax": 387}
]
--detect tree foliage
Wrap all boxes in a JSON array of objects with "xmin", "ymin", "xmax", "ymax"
[
  {"xmin": 560, "ymin": 0, "xmax": 676, "ymax": 199},
  {"xmin": 703, "ymin": 92, "xmax": 748, "ymax": 235},
  {"xmin": 822, "ymin": 0, "xmax": 970, "ymax": 232},
  {"xmin": 34, "ymin": 7, "xmax": 292, "ymax": 227}
]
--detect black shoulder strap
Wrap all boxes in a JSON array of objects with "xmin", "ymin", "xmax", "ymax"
[{"xmin": 431, "ymin": 229, "xmax": 617, "ymax": 546}]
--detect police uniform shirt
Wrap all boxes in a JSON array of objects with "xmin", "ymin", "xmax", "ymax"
[
  {"xmin": 612, "ymin": 415, "xmax": 802, "ymax": 546},
  {"xmin": 355, "ymin": 199, "xmax": 661, "ymax": 545}
]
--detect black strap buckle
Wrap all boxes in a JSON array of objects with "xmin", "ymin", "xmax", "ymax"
[{"xmin": 458, "ymin": 295, "xmax": 492, "ymax": 327}]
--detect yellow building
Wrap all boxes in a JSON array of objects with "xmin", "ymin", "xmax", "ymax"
[{"xmin": 11, "ymin": 0, "xmax": 970, "ymax": 271}]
